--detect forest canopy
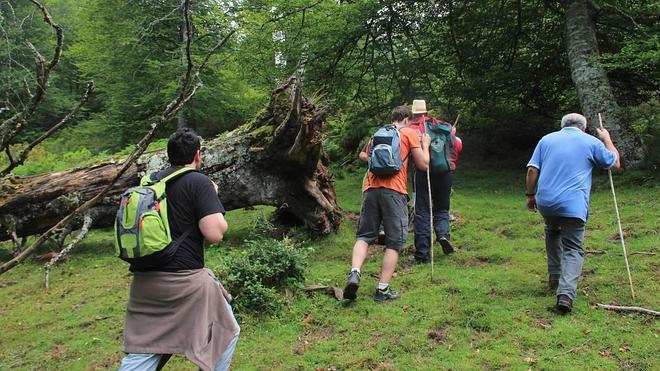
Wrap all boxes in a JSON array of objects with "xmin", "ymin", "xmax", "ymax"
[{"xmin": 0, "ymin": 0, "xmax": 658, "ymax": 175}]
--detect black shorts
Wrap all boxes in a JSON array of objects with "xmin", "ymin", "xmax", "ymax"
[{"xmin": 356, "ymin": 188, "xmax": 408, "ymax": 251}]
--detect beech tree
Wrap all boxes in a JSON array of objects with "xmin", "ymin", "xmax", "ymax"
[{"xmin": 563, "ymin": 0, "xmax": 645, "ymax": 167}]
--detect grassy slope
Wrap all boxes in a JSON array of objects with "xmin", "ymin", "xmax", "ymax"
[{"xmin": 0, "ymin": 167, "xmax": 658, "ymax": 370}]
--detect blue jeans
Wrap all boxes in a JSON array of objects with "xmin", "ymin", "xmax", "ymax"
[
  {"xmin": 544, "ymin": 216, "xmax": 586, "ymax": 300},
  {"xmin": 414, "ymin": 169, "xmax": 452, "ymax": 261}
]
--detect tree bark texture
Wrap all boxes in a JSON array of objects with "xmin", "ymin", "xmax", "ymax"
[
  {"xmin": 564, "ymin": 0, "xmax": 644, "ymax": 167},
  {"xmin": 0, "ymin": 77, "xmax": 341, "ymax": 241}
]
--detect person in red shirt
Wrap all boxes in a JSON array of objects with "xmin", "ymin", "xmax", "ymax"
[
  {"xmin": 344, "ymin": 106, "xmax": 430, "ymax": 302},
  {"xmin": 409, "ymin": 100, "xmax": 462, "ymax": 263}
]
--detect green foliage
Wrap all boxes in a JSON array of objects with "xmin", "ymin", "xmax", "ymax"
[
  {"xmin": 598, "ymin": 1, "xmax": 660, "ymax": 105},
  {"xmin": 217, "ymin": 216, "xmax": 309, "ymax": 317},
  {"xmin": 0, "ymin": 144, "xmax": 112, "ymax": 176},
  {"xmin": 236, "ymin": 0, "xmax": 657, "ymax": 163},
  {"xmin": 624, "ymin": 97, "xmax": 660, "ymax": 168},
  {"xmin": 2, "ymin": 0, "xmax": 657, "ymax": 168},
  {"xmin": 323, "ymin": 114, "xmax": 370, "ymax": 164},
  {"xmin": 0, "ymin": 0, "xmax": 81, "ymax": 141}
]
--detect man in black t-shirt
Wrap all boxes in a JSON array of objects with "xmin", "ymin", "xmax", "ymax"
[
  {"xmin": 132, "ymin": 164, "xmax": 227, "ymax": 272},
  {"xmin": 120, "ymin": 128, "xmax": 239, "ymax": 371}
]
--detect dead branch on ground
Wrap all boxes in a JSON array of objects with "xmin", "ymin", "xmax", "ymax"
[
  {"xmin": 44, "ymin": 211, "xmax": 93, "ymax": 288},
  {"xmin": 596, "ymin": 303, "xmax": 659, "ymax": 317}
]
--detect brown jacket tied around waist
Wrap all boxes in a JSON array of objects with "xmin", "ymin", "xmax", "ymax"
[{"xmin": 122, "ymin": 268, "xmax": 238, "ymax": 371}]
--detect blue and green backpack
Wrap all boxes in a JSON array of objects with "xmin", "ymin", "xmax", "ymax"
[
  {"xmin": 114, "ymin": 167, "xmax": 194, "ymax": 268},
  {"xmin": 425, "ymin": 120, "xmax": 454, "ymax": 173},
  {"xmin": 368, "ymin": 125, "xmax": 403, "ymax": 176}
]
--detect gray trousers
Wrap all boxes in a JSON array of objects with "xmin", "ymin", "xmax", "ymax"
[{"xmin": 544, "ymin": 216, "xmax": 586, "ymax": 300}]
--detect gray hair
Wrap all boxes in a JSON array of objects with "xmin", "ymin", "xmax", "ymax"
[{"xmin": 561, "ymin": 113, "xmax": 587, "ymax": 129}]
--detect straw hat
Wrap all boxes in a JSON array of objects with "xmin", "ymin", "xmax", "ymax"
[{"xmin": 411, "ymin": 100, "xmax": 427, "ymax": 114}]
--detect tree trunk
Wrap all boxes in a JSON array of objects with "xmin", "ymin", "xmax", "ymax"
[
  {"xmin": 564, "ymin": 0, "xmax": 644, "ymax": 167},
  {"xmin": 0, "ymin": 77, "xmax": 341, "ymax": 241},
  {"xmin": 178, "ymin": 15, "xmax": 188, "ymax": 129},
  {"xmin": 177, "ymin": 107, "xmax": 187, "ymax": 129}
]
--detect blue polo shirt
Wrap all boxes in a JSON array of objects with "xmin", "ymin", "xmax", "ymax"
[{"xmin": 527, "ymin": 127, "xmax": 617, "ymax": 221}]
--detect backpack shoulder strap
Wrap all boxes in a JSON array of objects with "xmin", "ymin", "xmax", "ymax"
[
  {"xmin": 160, "ymin": 167, "xmax": 197, "ymax": 244},
  {"xmin": 396, "ymin": 126, "xmax": 412, "ymax": 163},
  {"xmin": 160, "ymin": 166, "xmax": 195, "ymax": 184},
  {"xmin": 141, "ymin": 167, "xmax": 195, "ymax": 186}
]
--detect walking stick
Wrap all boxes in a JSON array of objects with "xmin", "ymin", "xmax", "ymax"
[
  {"xmin": 598, "ymin": 113, "xmax": 635, "ymax": 299},
  {"xmin": 427, "ymin": 168, "xmax": 434, "ymax": 282}
]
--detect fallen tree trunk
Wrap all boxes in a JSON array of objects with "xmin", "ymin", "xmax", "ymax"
[{"xmin": 0, "ymin": 77, "xmax": 341, "ymax": 242}]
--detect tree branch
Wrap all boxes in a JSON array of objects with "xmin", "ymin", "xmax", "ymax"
[
  {"xmin": 181, "ymin": 0, "xmax": 194, "ymax": 88},
  {"xmin": 260, "ymin": 0, "xmax": 324, "ymax": 29},
  {"xmin": 197, "ymin": 28, "xmax": 236, "ymax": 73},
  {"xmin": 447, "ymin": 2, "xmax": 465, "ymax": 80},
  {"xmin": 600, "ymin": 3, "xmax": 640, "ymax": 29},
  {"xmin": 0, "ymin": 0, "xmax": 63, "ymax": 150},
  {"xmin": 139, "ymin": 2, "xmax": 183, "ymax": 41},
  {"xmin": 596, "ymin": 303, "xmax": 659, "ymax": 317},
  {"xmin": 44, "ymin": 211, "xmax": 93, "ymax": 289},
  {"xmin": 29, "ymin": 0, "xmax": 63, "ymax": 70},
  {"xmin": 0, "ymin": 81, "xmax": 95, "ymax": 177},
  {"xmin": 22, "ymin": 78, "xmax": 32, "ymax": 99}
]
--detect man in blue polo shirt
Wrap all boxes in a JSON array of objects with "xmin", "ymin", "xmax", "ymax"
[{"xmin": 525, "ymin": 113, "xmax": 620, "ymax": 314}]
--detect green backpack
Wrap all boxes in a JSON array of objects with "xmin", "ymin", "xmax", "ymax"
[
  {"xmin": 425, "ymin": 120, "xmax": 455, "ymax": 173},
  {"xmin": 114, "ymin": 167, "xmax": 194, "ymax": 268}
]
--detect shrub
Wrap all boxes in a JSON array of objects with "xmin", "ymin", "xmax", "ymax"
[{"xmin": 217, "ymin": 235, "xmax": 309, "ymax": 317}]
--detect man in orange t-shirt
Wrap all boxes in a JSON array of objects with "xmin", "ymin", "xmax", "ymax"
[{"xmin": 344, "ymin": 106, "xmax": 431, "ymax": 302}]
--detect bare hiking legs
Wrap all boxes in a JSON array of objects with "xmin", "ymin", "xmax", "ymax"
[
  {"xmin": 344, "ymin": 240, "xmax": 368, "ymax": 300},
  {"xmin": 344, "ymin": 240, "xmax": 400, "ymax": 301},
  {"xmin": 348, "ymin": 188, "xmax": 408, "ymax": 301},
  {"xmin": 375, "ymin": 249, "xmax": 401, "ymax": 302},
  {"xmin": 351, "ymin": 240, "xmax": 369, "ymax": 270},
  {"xmin": 379, "ymin": 248, "xmax": 399, "ymax": 285}
]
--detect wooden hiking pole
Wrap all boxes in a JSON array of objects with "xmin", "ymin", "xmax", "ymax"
[
  {"xmin": 453, "ymin": 113, "xmax": 461, "ymax": 129},
  {"xmin": 598, "ymin": 113, "xmax": 635, "ymax": 299},
  {"xmin": 427, "ymin": 168, "xmax": 434, "ymax": 282}
]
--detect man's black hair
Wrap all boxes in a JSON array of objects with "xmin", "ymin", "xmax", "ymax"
[
  {"xmin": 392, "ymin": 106, "xmax": 412, "ymax": 122},
  {"xmin": 167, "ymin": 127, "xmax": 201, "ymax": 166}
]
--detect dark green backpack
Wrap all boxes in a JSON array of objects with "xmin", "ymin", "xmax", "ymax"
[
  {"xmin": 425, "ymin": 120, "xmax": 454, "ymax": 173},
  {"xmin": 114, "ymin": 167, "xmax": 194, "ymax": 268}
]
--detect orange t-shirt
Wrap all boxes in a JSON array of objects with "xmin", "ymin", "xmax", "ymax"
[{"xmin": 363, "ymin": 127, "xmax": 420, "ymax": 195}]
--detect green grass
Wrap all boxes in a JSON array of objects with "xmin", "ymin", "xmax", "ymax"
[{"xmin": 0, "ymin": 167, "xmax": 658, "ymax": 370}]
